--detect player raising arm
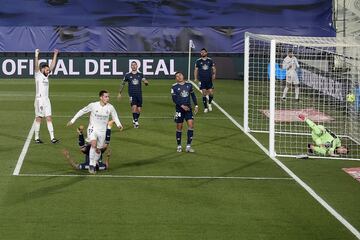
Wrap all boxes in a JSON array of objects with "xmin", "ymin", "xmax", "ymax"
[
  {"xmin": 33, "ymin": 49, "xmax": 60, "ymax": 144},
  {"xmin": 67, "ymin": 90, "xmax": 123, "ymax": 174}
]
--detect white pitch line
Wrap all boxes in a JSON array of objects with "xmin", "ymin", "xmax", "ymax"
[
  {"xmin": 189, "ymin": 80, "xmax": 360, "ymax": 240},
  {"xmin": 17, "ymin": 173, "xmax": 294, "ymax": 180},
  {"xmin": 13, "ymin": 120, "xmax": 35, "ymax": 176}
]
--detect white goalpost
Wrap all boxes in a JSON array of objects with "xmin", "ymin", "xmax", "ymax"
[{"xmin": 244, "ymin": 32, "xmax": 360, "ymax": 160}]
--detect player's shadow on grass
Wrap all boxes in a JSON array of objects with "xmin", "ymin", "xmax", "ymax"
[{"xmin": 4, "ymin": 176, "xmax": 85, "ymax": 206}]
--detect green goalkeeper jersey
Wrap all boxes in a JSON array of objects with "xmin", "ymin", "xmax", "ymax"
[{"xmin": 306, "ymin": 119, "xmax": 341, "ymax": 156}]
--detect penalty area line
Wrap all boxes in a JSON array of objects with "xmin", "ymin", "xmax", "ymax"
[
  {"xmin": 17, "ymin": 173, "xmax": 294, "ymax": 180},
  {"xmin": 13, "ymin": 120, "xmax": 35, "ymax": 176}
]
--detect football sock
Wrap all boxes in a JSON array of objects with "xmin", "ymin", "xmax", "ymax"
[
  {"xmin": 209, "ymin": 95, "xmax": 213, "ymax": 104},
  {"xmin": 34, "ymin": 121, "xmax": 40, "ymax": 140},
  {"xmin": 295, "ymin": 86, "xmax": 300, "ymax": 99},
  {"xmin": 187, "ymin": 128, "xmax": 193, "ymax": 145},
  {"xmin": 133, "ymin": 112, "xmax": 139, "ymax": 122},
  {"xmin": 89, "ymin": 147, "xmax": 100, "ymax": 167},
  {"xmin": 105, "ymin": 128, "xmax": 111, "ymax": 143},
  {"xmin": 78, "ymin": 133, "xmax": 85, "ymax": 147},
  {"xmin": 202, "ymin": 96, "xmax": 208, "ymax": 108},
  {"xmin": 282, "ymin": 86, "xmax": 289, "ymax": 98},
  {"xmin": 176, "ymin": 131, "xmax": 182, "ymax": 145},
  {"xmin": 47, "ymin": 121, "xmax": 55, "ymax": 140}
]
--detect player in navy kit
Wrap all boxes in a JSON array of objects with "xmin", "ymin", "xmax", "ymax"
[
  {"xmin": 194, "ymin": 48, "xmax": 216, "ymax": 113},
  {"xmin": 62, "ymin": 121, "xmax": 114, "ymax": 171},
  {"xmin": 171, "ymin": 72, "xmax": 198, "ymax": 153},
  {"xmin": 118, "ymin": 61, "xmax": 149, "ymax": 128}
]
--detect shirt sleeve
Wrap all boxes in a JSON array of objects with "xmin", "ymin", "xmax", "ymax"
[
  {"xmin": 190, "ymin": 85, "xmax": 197, "ymax": 106},
  {"xmin": 70, "ymin": 103, "xmax": 92, "ymax": 124},
  {"xmin": 171, "ymin": 87, "xmax": 177, "ymax": 105},
  {"xmin": 110, "ymin": 105, "xmax": 122, "ymax": 128}
]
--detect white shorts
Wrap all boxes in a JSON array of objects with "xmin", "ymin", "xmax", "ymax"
[
  {"xmin": 87, "ymin": 127, "xmax": 106, "ymax": 149},
  {"xmin": 286, "ymin": 71, "xmax": 299, "ymax": 85},
  {"xmin": 34, "ymin": 98, "xmax": 52, "ymax": 117}
]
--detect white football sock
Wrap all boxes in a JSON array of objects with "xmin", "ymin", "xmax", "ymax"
[
  {"xmin": 47, "ymin": 121, "xmax": 55, "ymax": 140},
  {"xmin": 34, "ymin": 121, "xmax": 40, "ymax": 140},
  {"xmin": 282, "ymin": 86, "xmax": 289, "ymax": 98}
]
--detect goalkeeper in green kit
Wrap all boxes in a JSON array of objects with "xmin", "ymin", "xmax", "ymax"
[{"xmin": 298, "ymin": 114, "xmax": 348, "ymax": 156}]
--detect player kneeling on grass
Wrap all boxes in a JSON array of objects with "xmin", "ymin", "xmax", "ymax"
[
  {"xmin": 298, "ymin": 114, "xmax": 348, "ymax": 157},
  {"xmin": 63, "ymin": 121, "xmax": 114, "ymax": 171},
  {"xmin": 171, "ymin": 71, "xmax": 198, "ymax": 153}
]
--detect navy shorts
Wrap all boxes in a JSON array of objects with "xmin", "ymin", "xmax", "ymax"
[
  {"xmin": 174, "ymin": 108, "xmax": 194, "ymax": 123},
  {"xmin": 129, "ymin": 95, "xmax": 142, "ymax": 107},
  {"xmin": 200, "ymin": 80, "xmax": 214, "ymax": 90}
]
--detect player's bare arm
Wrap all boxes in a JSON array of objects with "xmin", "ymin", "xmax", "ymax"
[
  {"xmin": 117, "ymin": 80, "xmax": 126, "ymax": 100},
  {"xmin": 142, "ymin": 78, "xmax": 149, "ymax": 86},
  {"xmin": 34, "ymin": 49, "xmax": 40, "ymax": 72},
  {"xmin": 49, "ymin": 49, "xmax": 59, "ymax": 72},
  {"xmin": 212, "ymin": 65, "xmax": 216, "ymax": 81},
  {"xmin": 194, "ymin": 67, "xmax": 198, "ymax": 82}
]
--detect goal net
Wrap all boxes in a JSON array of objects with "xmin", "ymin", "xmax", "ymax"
[{"xmin": 244, "ymin": 32, "xmax": 360, "ymax": 160}]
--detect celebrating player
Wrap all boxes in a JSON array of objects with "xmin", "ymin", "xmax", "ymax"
[
  {"xmin": 67, "ymin": 90, "xmax": 123, "ymax": 174},
  {"xmin": 33, "ymin": 49, "xmax": 60, "ymax": 144},
  {"xmin": 171, "ymin": 71, "xmax": 198, "ymax": 153},
  {"xmin": 281, "ymin": 49, "xmax": 300, "ymax": 101},
  {"xmin": 298, "ymin": 114, "xmax": 348, "ymax": 156},
  {"xmin": 194, "ymin": 48, "xmax": 216, "ymax": 113},
  {"xmin": 63, "ymin": 121, "xmax": 114, "ymax": 171},
  {"xmin": 118, "ymin": 61, "xmax": 149, "ymax": 128}
]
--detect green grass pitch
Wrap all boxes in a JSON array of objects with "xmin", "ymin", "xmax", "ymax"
[{"xmin": 0, "ymin": 79, "xmax": 359, "ymax": 240}]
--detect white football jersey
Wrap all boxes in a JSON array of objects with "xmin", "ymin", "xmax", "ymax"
[
  {"xmin": 35, "ymin": 71, "xmax": 49, "ymax": 98},
  {"xmin": 70, "ymin": 101, "xmax": 122, "ymax": 131},
  {"xmin": 282, "ymin": 56, "xmax": 299, "ymax": 73}
]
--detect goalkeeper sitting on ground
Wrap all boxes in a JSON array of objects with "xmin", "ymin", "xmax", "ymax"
[
  {"xmin": 62, "ymin": 120, "xmax": 113, "ymax": 171},
  {"xmin": 298, "ymin": 114, "xmax": 348, "ymax": 156}
]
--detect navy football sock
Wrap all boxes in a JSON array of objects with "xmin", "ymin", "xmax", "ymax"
[
  {"xmin": 202, "ymin": 96, "xmax": 208, "ymax": 108},
  {"xmin": 176, "ymin": 131, "xmax": 182, "ymax": 145},
  {"xmin": 187, "ymin": 129, "xmax": 193, "ymax": 145},
  {"xmin": 209, "ymin": 95, "xmax": 214, "ymax": 104},
  {"xmin": 78, "ymin": 133, "xmax": 85, "ymax": 147},
  {"xmin": 132, "ymin": 112, "xmax": 139, "ymax": 122}
]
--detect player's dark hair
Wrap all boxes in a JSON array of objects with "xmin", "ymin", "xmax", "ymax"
[
  {"xmin": 174, "ymin": 71, "xmax": 182, "ymax": 76},
  {"xmin": 131, "ymin": 61, "xmax": 137, "ymax": 65},
  {"xmin": 99, "ymin": 90, "xmax": 108, "ymax": 97},
  {"xmin": 201, "ymin": 48, "xmax": 207, "ymax": 52},
  {"xmin": 40, "ymin": 63, "xmax": 49, "ymax": 69}
]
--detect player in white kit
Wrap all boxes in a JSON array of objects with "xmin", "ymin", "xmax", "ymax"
[
  {"xmin": 34, "ymin": 49, "xmax": 60, "ymax": 144},
  {"xmin": 67, "ymin": 90, "xmax": 123, "ymax": 174},
  {"xmin": 281, "ymin": 49, "xmax": 300, "ymax": 101}
]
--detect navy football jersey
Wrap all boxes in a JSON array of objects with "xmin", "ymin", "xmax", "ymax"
[
  {"xmin": 171, "ymin": 82, "xmax": 197, "ymax": 108},
  {"xmin": 123, "ymin": 71, "xmax": 145, "ymax": 96},
  {"xmin": 195, "ymin": 57, "xmax": 215, "ymax": 82}
]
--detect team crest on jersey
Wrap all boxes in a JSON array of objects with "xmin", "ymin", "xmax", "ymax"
[
  {"xmin": 132, "ymin": 79, "xmax": 139, "ymax": 85},
  {"xmin": 180, "ymin": 90, "xmax": 189, "ymax": 97},
  {"xmin": 202, "ymin": 64, "xmax": 209, "ymax": 70}
]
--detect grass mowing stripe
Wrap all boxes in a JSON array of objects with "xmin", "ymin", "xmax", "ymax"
[
  {"xmin": 13, "ymin": 120, "xmax": 35, "ymax": 176},
  {"xmin": 189, "ymin": 80, "xmax": 360, "ymax": 240}
]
